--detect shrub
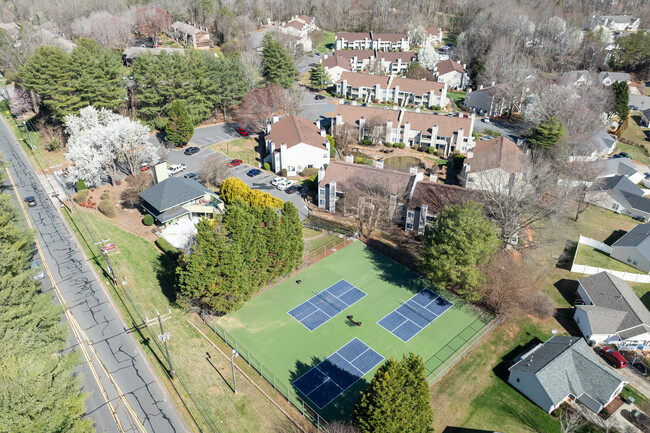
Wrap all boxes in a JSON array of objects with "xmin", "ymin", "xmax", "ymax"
[
  {"xmin": 398, "ymin": 142, "xmax": 406, "ymax": 149},
  {"xmin": 427, "ymin": 146, "xmax": 436, "ymax": 154},
  {"xmin": 143, "ymin": 214, "xmax": 154, "ymax": 226},
  {"xmin": 101, "ymin": 191, "xmax": 110, "ymax": 200},
  {"xmin": 452, "ymin": 154, "xmax": 466, "ymax": 170},
  {"xmin": 97, "ymin": 200, "xmax": 117, "ymax": 218},
  {"xmin": 384, "ymin": 142, "xmax": 393, "ymax": 148},
  {"xmin": 525, "ymin": 291, "xmax": 555, "ymax": 320},
  {"xmin": 435, "ymin": 149, "xmax": 444, "ymax": 157},
  {"xmin": 279, "ymin": 168, "xmax": 287, "ymax": 177},
  {"xmin": 301, "ymin": 167, "xmax": 319, "ymax": 177},
  {"xmin": 155, "ymin": 237, "xmax": 180, "ymax": 261},
  {"xmin": 73, "ymin": 189, "xmax": 89, "ymax": 203},
  {"xmin": 45, "ymin": 138, "xmax": 62, "ymax": 152},
  {"xmin": 359, "ymin": 139, "xmax": 372, "ymax": 146},
  {"xmin": 263, "ymin": 162, "xmax": 271, "ymax": 171},
  {"xmin": 75, "ymin": 180, "xmax": 87, "ymax": 191}
]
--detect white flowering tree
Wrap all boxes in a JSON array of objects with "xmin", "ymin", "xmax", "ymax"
[
  {"xmin": 418, "ymin": 45, "xmax": 439, "ymax": 70},
  {"xmin": 65, "ymin": 106, "xmax": 157, "ymax": 187}
]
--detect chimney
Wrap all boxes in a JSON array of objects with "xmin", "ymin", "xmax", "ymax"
[
  {"xmin": 478, "ymin": 84, "xmax": 483, "ymax": 90},
  {"xmin": 318, "ymin": 167, "xmax": 326, "ymax": 183},
  {"xmin": 429, "ymin": 173, "xmax": 438, "ymax": 182},
  {"xmin": 346, "ymin": 154, "xmax": 354, "ymax": 163},
  {"xmin": 320, "ymin": 128, "xmax": 326, "ymax": 137},
  {"xmin": 316, "ymin": 119, "xmax": 321, "ymax": 129},
  {"xmin": 375, "ymin": 159, "xmax": 384, "ymax": 169},
  {"xmin": 491, "ymin": 81, "xmax": 495, "ymax": 86},
  {"xmin": 266, "ymin": 123, "xmax": 271, "ymax": 133},
  {"xmin": 463, "ymin": 63, "xmax": 466, "ymax": 69},
  {"xmin": 153, "ymin": 163, "xmax": 168, "ymax": 184},
  {"xmin": 409, "ymin": 165, "xmax": 418, "ymax": 174},
  {"xmin": 273, "ymin": 115, "xmax": 280, "ymax": 123},
  {"xmin": 359, "ymin": 116, "xmax": 366, "ymax": 128}
]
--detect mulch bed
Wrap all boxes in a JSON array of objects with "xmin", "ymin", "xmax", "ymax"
[{"xmin": 600, "ymin": 395, "xmax": 624, "ymax": 420}]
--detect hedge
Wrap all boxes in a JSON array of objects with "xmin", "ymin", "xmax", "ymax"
[
  {"xmin": 75, "ymin": 180, "xmax": 87, "ymax": 191},
  {"xmin": 73, "ymin": 189, "xmax": 90, "ymax": 204},
  {"xmin": 263, "ymin": 162, "xmax": 271, "ymax": 171},
  {"xmin": 97, "ymin": 200, "xmax": 117, "ymax": 218},
  {"xmin": 301, "ymin": 167, "xmax": 319, "ymax": 177},
  {"xmin": 143, "ymin": 214, "xmax": 154, "ymax": 226},
  {"xmin": 155, "ymin": 237, "xmax": 180, "ymax": 261}
]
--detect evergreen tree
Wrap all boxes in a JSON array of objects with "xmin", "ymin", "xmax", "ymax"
[
  {"xmin": 209, "ymin": 56, "xmax": 250, "ymax": 119},
  {"xmin": 281, "ymin": 201, "xmax": 304, "ymax": 272},
  {"xmin": 613, "ymin": 81, "xmax": 629, "ymax": 120},
  {"xmin": 353, "ymin": 353, "xmax": 433, "ymax": 433},
  {"xmin": 419, "ymin": 201, "xmax": 500, "ymax": 301},
  {"xmin": 528, "ymin": 116, "xmax": 566, "ymax": 150},
  {"xmin": 165, "ymin": 100, "xmax": 194, "ymax": 147},
  {"xmin": 608, "ymin": 32, "xmax": 650, "ymax": 78},
  {"xmin": 261, "ymin": 33, "xmax": 298, "ymax": 89},
  {"xmin": 309, "ymin": 63, "xmax": 332, "ymax": 90}
]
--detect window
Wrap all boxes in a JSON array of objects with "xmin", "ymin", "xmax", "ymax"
[
  {"xmin": 406, "ymin": 223, "xmax": 413, "ymax": 230},
  {"xmin": 627, "ymin": 256, "xmax": 638, "ymax": 266},
  {"xmin": 516, "ymin": 378, "xmax": 520, "ymax": 383},
  {"xmin": 323, "ymin": 154, "xmax": 328, "ymax": 158},
  {"xmin": 612, "ymin": 203, "xmax": 619, "ymax": 211},
  {"xmin": 407, "ymin": 211, "xmax": 414, "ymax": 219}
]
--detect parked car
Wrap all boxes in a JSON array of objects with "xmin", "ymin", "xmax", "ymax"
[
  {"xmin": 30, "ymin": 261, "xmax": 44, "ymax": 280},
  {"xmin": 629, "ymin": 105, "xmax": 639, "ymax": 111},
  {"xmin": 619, "ymin": 152, "xmax": 632, "ymax": 159},
  {"xmin": 315, "ymin": 95, "xmax": 326, "ymax": 100},
  {"xmin": 139, "ymin": 162, "xmax": 150, "ymax": 171},
  {"xmin": 168, "ymin": 164, "xmax": 186, "ymax": 175},
  {"xmin": 228, "ymin": 159, "xmax": 243, "ymax": 167},
  {"xmin": 613, "ymin": 154, "xmax": 623, "ymax": 159},
  {"xmin": 633, "ymin": 215, "xmax": 647, "ymax": 222},
  {"xmin": 184, "ymin": 146, "xmax": 200, "ymax": 156},
  {"xmin": 482, "ymin": 117, "xmax": 490, "ymax": 123},
  {"xmin": 184, "ymin": 172, "xmax": 198, "ymax": 179},
  {"xmin": 236, "ymin": 128, "xmax": 249, "ymax": 136},
  {"xmin": 276, "ymin": 179, "xmax": 294, "ymax": 190},
  {"xmin": 247, "ymin": 168, "xmax": 262, "ymax": 177},
  {"xmin": 285, "ymin": 184, "xmax": 301, "ymax": 194},
  {"xmin": 599, "ymin": 346, "xmax": 628, "ymax": 368},
  {"xmin": 25, "ymin": 196, "xmax": 37, "ymax": 207},
  {"xmin": 271, "ymin": 177, "xmax": 286, "ymax": 186}
]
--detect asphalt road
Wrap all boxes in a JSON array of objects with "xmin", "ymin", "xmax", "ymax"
[
  {"xmin": 0, "ymin": 118, "xmax": 188, "ymax": 433},
  {"xmin": 629, "ymin": 94, "xmax": 650, "ymax": 111}
]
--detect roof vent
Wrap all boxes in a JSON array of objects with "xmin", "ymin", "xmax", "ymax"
[{"xmin": 617, "ymin": 295, "xmax": 623, "ymax": 299}]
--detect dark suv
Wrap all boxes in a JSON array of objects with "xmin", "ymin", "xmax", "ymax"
[{"xmin": 184, "ymin": 146, "xmax": 200, "ymax": 156}]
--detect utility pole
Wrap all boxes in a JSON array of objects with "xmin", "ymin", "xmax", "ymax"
[
  {"xmin": 146, "ymin": 309, "xmax": 174, "ymax": 379},
  {"xmin": 23, "ymin": 121, "xmax": 35, "ymax": 150},
  {"xmin": 230, "ymin": 349, "xmax": 238, "ymax": 394}
]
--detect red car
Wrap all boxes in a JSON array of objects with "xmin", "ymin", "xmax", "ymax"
[
  {"xmin": 236, "ymin": 128, "xmax": 249, "ymax": 137},
  {"xmin": 140, "ymin": 163, "xmax": 150, "ymax": 171},
  {"xmin": 228, "ymin": 159, "xmax": 243, "ymax": 167},
  {"xmin": 599, "ymin": 346, "xmax": 628, "ymax": 368}
]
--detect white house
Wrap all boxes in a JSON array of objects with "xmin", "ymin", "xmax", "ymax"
[
  {"xmin": 585, "ymin": 175, "xmax": 650, "ymax": 222},
  {"xmin": 425, "ymin": 26, "xmax": 443, "ymax": 46},
  {"xmin": 569, "ymin": 130, "xmax": 618, "ymax": 160},
  {"xmin": 264, "ymin": 116, "xmax": 330, "ymax": 176},
  {"xmin": 591, "ymin": 15, "xmax": 640, "ymax": 32},
  {"xmin": 463, "ymin": 136, "xmax": 525, "ymax": 193},
  {"xmin": 335, "ymin": 31, "xmax": 410, "ymax": 51},
  {"xmin": 278, "ymin": 15, "xmax": 317, "ymax": 52},
  {"xmin": 433, "ymin": 60, "xmax": 469, "ymax": 90},
  {"xmin": 575, "ymin": 271, "xmax": 650, "ymax": 344},
  {"xmin": 598, "ymin": 71, "xmax": 631, "ymax": 86},
  {"xmin": 610, "ymin": 224, "xmax": 650, "ymax": 273}
]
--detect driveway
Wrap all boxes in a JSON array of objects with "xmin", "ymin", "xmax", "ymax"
[
  {"xmin": 630, "ymin": 95, "xmax": 650, "ymax": 111},
  {"xmin": 473, "ymin": 118, "xmax": 527, "ymax": 143}
]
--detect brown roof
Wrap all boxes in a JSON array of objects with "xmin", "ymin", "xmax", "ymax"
[
  {"xmin": 339, "ymin": 71, "xmax": 390, "ymax": 88},
  {"xmin": 408, "ymin": 182, "xmax": 480, "ymax": 212},
  {"xmin": 319, "ymin": 161, "xmax": 417, "ymax": 197},
  {"xmin": 285, "ymin": 20, "xmax": 306, "ymax": 31},
  {"xmin": 322, "ymin": 55, "xmax": 351, "ymax": 69},
  {"xmin": 297, "ymin": 15, "xmax": 312, "ymax": 24},
  {"xmin": 335, "ymin": 49, "xmax": 375, "ymax": 60},
  {"xmin": 376, "ymin": 51, "xmax": 417, "ymax": 62},
  {"xmin": 373, "ymin": 33, "xmax": 408, "ymax": 42},
  {"xmin": 465, "ymin": 136, "xmax": 523, "ymax": 174},
  {"xmin": 402, "ymin": 111, "xmax": 472, "ymax": 136},
  {"xmin": 426, "ymin": 26, "xmax": 440, "ymax": 36},
  {"xmin": 391, "ymin": 76, "xmax": 445, "ymax": 95},
  {"xmin": 435, "ymin": 60, "xmax": 466, "ymax": 76},
  {"xmin": 334, "ymin": 105, "xmax": 400, "ymax": 126},
  {"xmin": 266, "ymin": 116, "xmax": 327, "ymax": 150},
  {"xmin": 336, "ymin": 32, "xmax": 371, "ymax": 41}
]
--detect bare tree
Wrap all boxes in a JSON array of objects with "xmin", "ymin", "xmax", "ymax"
[
  {"xmin": 199, "ymin": 155, "xmax": 230, "ymax": 188},
  {"xmin": 364, "ymin": 116, "xmax": 386, "ymax": 145},
  {"xmin": 333, "ymin": 122, "xmax": 359, "ymax": 149},
  {"xmin": 135, "ymin": 6, "xmax": 171, "ymax": 37},
  {"xmin": 72, "ymin": 10, "xmax": 135, "ymax": 48},
  {"xmin": 283, "ymin": 84, "xmax": 304, "ymax": 116},
  {"xmin": 560, "ymin": 410, "xmax": 585, "ymax": 433},
  {"xmin": 120, "ymin": 172, "xmax": 153, "ymax": 208}
]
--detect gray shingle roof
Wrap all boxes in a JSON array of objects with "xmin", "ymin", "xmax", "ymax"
[
  {"xmin": 139, "ymin": 177, "xmax": 214, "ymax": 214},
  {"xmin": 612, "ymin": 223, "xmax": 650, "ymax": 247},
  {"xmin": 595, "ymin": 175, "xmax": 650, "ymax": 213},
  {"xmin": 589, "ymin": 158, "xmax": 638, "ymax": 178},
  {"xmin": 578, "ymin": 272, "xmax": 650, "ymax": 335},
  {"xmin": 510, "ymin": 336, "xmax": 625, "ymax": 408}
]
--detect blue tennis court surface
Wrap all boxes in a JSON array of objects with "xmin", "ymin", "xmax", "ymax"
[
  {"xmin": 378, "ymin": 289, "xmax": 453, "ymax": 342},
  {"xmin": 288, "ymin": 280, "xmax": 366, "ymax": 331},
  {"xmin": 292, "ymin": 338, "xmax": 384, "ymax": 409}
]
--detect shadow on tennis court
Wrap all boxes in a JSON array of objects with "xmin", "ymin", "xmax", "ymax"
[{"xmin": 362, "ymin": 244, "xmax": 429, "ymax": 294}]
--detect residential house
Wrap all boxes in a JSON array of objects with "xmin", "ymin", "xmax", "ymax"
[
  {"xmin": 317, "ymin": 160, "xmax": 421, "ymax": 213},
  {"xmin": 122, "ymin": 47, "xmax": 185, "ymax": 66},
  {"xmin": 569, "ymin": 130, "xmax": 618, "ymax": 160},
  {"xmin": 425, "ymin": 27, "xmax": 443, "ymax": 46},
  {"xmin": 170, "ymin": 21, "xmax": 211, "ymax": 50},
  {"xmin": 335, "ymin": 31, "xmax": 410, "ymax": 51},
  {"xmin": 556, "ymin": 70, "xmax": 593, "ymax": 87},
  {"xmin": 322, "ymin": 50, "xmax": 416, "ymax": 77},
  {"xmin": 405, "ymin": 182, "xmax": 478, "ymax": 235},
  {"xmin": 336, "ymin": 72, "xmax": 448, "ymax": 108},
  {"xmin": 598, "ymin": 71, "xmax": 631, "ymax": 86},
  {"xmin": 585, "ymin": 175, "xmax": 650, "ymax": 221},
  {"xmin": 433, "ymin": 60, "xmax": 469, "ymax": 90},
  {"xmin": 508, "ymin": 335, "xmax": 626, "ymax": 414},
  {"xmin": 574, "ymin": 272, "xmax": 650, "ymax": 344},
  {"xmin": 264, "ymin": 115, "xmax": 330, "ymax": 177},
  {"xmin": 0, "ymin": 22, "xmax": 20, "ymax": 40},
  {"xmin": 374, "ymin": 51, "xmax": 417, "ymax": 74},
  {"xmin": 585, "ymin": 157, "xmax": 642, "ymax": 184},
  {"xmin": 611, "ymin": 224, "xmax": 650, "ymax": 273},
  {"xmin": 641, "ymin": 108, "xmax": 650, "ymax": 127},
  {"xmin": 36, "ymin": 26, "xmax": 76, "ymax": 53},
  {"xmin": 591, "ymin": 15, "xmax": 640, "ymax": 32},
  {"xmin": 278, "ymin": 15, "xmax": 316, "ymax": 52},
  {"xmin": 464, "ymin": 85, "xmax": 511, "ymax": 117},
  {"xmin": 462, "ymin": 136, "xmax": 525, "ymax": 193},
  {"xmin": 321, "ymin": 54, "xmax": 352, "ymax": 82},
  {"xmin": 139, "ymin": 173, "xmax": 224, "ymax": 226},
  {"xmin": 332, "ymin": 105, "xmax": 475, "ymax": 155}
]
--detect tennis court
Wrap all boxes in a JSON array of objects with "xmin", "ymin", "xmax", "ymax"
[
  {"xmin": 212, "ymin": 241, "xmax": 489, "ymax": 421},
  {"xmin": 288, "ymin": 280, "xmax": 366, "ymax": 331},
  {"xmin": 378, "ymin": 289, "xmax": 453, "ymax": 342},
  {"xmin": 292, "ymin": 338, "xmax": 383, "ymax": 409}
]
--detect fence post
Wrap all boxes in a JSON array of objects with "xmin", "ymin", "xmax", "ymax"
[
  {"xmin": 273, "ymin": 375, "xmax": 276, "ymax": 390},
  {"xmin": 260, "ymin": 362, "xmax": 263, "ymax": 377}
]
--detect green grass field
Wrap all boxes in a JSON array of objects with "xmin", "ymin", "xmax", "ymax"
[
  {"xmin": 212, "ymin": 241, "xmax": 488, "ymax": 422},
  {"xmin": 574, "ymin": 244, "xmax": 641, "ymax": 273}
]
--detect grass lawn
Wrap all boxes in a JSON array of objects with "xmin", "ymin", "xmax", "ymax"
[
  {"xmin": 212, "ymin": 241, "xmax": 488, "ymax": 423},
  {"xmin": 210, "ymin": 138, "xmax": 260, "ymax": 165},
  {"xmin": 303, "ymin": 228, "xmax": 341, "ymax": 256},
  {"xmin": 61, "ymin": 207, "xmax": 293, "ymax": 433},
  {"xmin": 447, "ymin": 91, "xmax": 466, "ymax": 104},
  {"xmin": 315, "ymin": 30, "xmax": 335, "ymax": 53},
  {"xmin": 441, "ymin": 33, "xmax": 458, "ymax": 46},
  {"xmin": 574, "ymin": 244, "xmax": 642, "ymax": 274},
  {"xmin": 619, "ymin": 115, "xmax": 650, "ymax": 163}
]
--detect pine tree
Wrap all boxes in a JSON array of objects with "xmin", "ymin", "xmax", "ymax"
[
  {"xmin": 309, "ymin": 63, "xmax": 332, "ymax": 90},
  {"xmin": 528, "ymin": 116, "xmax": 566, "ymax": 150},
  {"xmin": 209, "ymin": 55, "xmax": 250, "ymax": 119},
  {"xmin": 613, "ymin": 81, "xmax": 629, "ymax": 120},
  {"xmin": 165, "ymin": 100, "xmax": 194, "ymax": 147},
  {"xmin": 353, "ymin": 353, "xmax": 434, "ymax": 433},
  {"xmin": 281, "ymin": 202, "xmax": 304, "ymax": 273},
  {"xmin": 261, "ymin": 33, "xmax": 298, "ymax": 89}
]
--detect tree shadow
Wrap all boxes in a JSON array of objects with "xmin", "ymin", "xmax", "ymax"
[
  {"xmin": 603, "ymin": 229, "xmax": 627, "ymax": 246},
  {"xmin": 554, "ymin": 278, "xmax": 578, "ymax": 305},
  {"xmin": 254, "ymin": 135, "xmax": 265, "ymax": 163},
  {"xmin": 492, "ymin": 337, "xmax": 542, "ymax": 382},
  {"xmin": 288, "ymin": 356, "xmax": 372, "ymax": 424},
  {"xmin": 361, "ymin": 241, "xmax": 426, "ymax": 294},
  {"xmin": 556, "ymin": 240, "xmax": 577, "ymax": 270},
  {"xmin": 155, "ymin": 253, "xmax": 177, "ymax": 304}
]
